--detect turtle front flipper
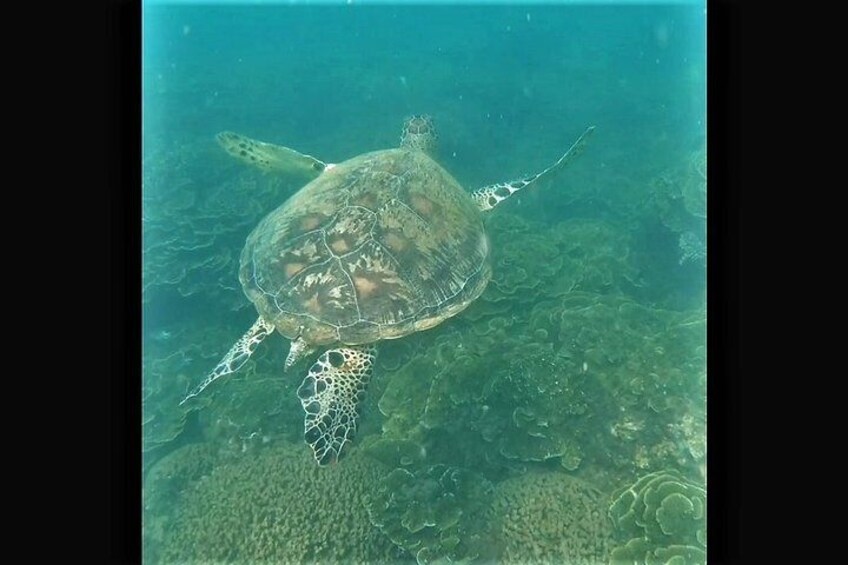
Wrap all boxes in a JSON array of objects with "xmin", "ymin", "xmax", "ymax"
[
  {"xmin": 296, "ymin": 345, "xmax": 377, "ymax": 465},
  {"xmin": 179, "ymin": 317, "xmax": 275, "ymax": 405},
  {"xmin": 471, "ymin": 125, "xmax": 596, "ymax": 212},
  {"xmin": 216, "ymin": 131, "xmax": 330, "ymax": 177}
]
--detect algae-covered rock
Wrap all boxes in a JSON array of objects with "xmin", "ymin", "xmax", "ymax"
[
  {"xmin": 608, "ymin": 469, "xmax": 706, "ymax": 565},
  {"xmin": 156, "ymin": 441, "xmax": 409, "ymax": 563}
]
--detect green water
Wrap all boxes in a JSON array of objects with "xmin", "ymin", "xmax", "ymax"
[{"xmin": 142, "ymin": 2, "xmax": 706, "ymax": 563}]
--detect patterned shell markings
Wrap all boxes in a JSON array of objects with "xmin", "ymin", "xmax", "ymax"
[{"xmin": 239, "ymin": 148, "xmax": 492, "ymax": 347}]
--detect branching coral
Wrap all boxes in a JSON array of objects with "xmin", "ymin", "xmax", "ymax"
[
  {"xmin": 156, "ymin": 441, "xmax": 409, "ymax": 563},
  {"xmin": 487, "ymin": 470, "xmax": 615, "ymax": 564},
  {"xmin": 143, "ymin": 442, "xmax": 221, "ymax": 563}
]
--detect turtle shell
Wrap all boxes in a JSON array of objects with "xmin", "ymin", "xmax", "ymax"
[{"xmin": 239, "ymin": 148, "xmax": 492, "ymax": 346}]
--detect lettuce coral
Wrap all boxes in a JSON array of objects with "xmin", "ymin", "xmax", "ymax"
[
  {"xmin": 143, "ymin": 135, "xmax": 303, "ymax": 313},
  {"xmin": 377, "ymin": 291, "xmax": 704, "ymax": 482},
  {"xmin": 608, "ymin": 469, "xmax": 706, "ymax": 565},
  {"xmin": 366, "ymin": 464, "xmax": 495, "ymax": 564}
]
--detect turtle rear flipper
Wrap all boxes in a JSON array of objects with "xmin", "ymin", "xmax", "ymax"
[
  {"xmin": 296, "ymin": 346, "xmax": 376, "ymax": 465},
  {"xmin": 179, "ymin": 317, "xmax": 275, "ymax": 405},
  {"xmin": 472, "ymin": 125, "xmax": 596, "ymax": 211},
  {"xmin": 216, "ymin": 131, "xmax": 329, "ymax": 177}
]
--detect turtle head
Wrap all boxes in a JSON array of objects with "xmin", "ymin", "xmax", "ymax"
[{"xmin": 400, "ymin": 115, "xmax": 438, "ymax": 156}]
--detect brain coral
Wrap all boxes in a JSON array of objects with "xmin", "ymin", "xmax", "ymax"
[{"xmin": 156, "ymin": 441, "xmax": 410, "ymax": 563}]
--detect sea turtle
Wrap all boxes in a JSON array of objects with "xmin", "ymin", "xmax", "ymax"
[{"xmin": 181, "ymin": 116, "xmax": 595, "ymax": 465}]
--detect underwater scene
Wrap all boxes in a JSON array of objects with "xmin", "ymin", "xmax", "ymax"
[{"xmin": 142, "ymin": 1, "xmax": 706, "ymax": 563}]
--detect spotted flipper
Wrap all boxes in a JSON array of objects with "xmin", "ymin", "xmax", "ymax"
[
  {"xmin": 216, "ymin": 131, "xmax": 330, "ymax": 177},
  {"xmin": 471, "ymin": 125, "xmax": 596, "ymax": 212},
  {"xmin": 296, "ymin": 345, "xmax": 376, "ymax": 465},
  {"xmin": 179, "ymin": 317, "xmax": 275, "ymax": 405}
]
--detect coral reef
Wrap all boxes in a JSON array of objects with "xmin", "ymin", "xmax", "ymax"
[
  {"xmin": 678, "ymin": 231, "xmax": 706, "ymax": 265},
  {"xmin": 143, "ymin": 311, "xmax": 303, "ymax": 455},
  {"xmin": 191, "ymin": 337, "xmax": 307, "ymax": 456},
  {"xmin": 143, "ymin": 442, "xmax": 221, "ymax": 514},
  {"xmin": 156, "ymin": 441, "xmax": 409, "ymax": 563},
  {"xmin": 648, "ymin": 147, "xmax": 706, "ymax": 266},
  {"xmin": 374, "ymin": 215, "xmax": 660, "ymax": 477},
  {"xmin": 143, "ymin": 442, "xmax": 221, "ymax": 563},
  {"xmin": 681, "ymin": 149, "xmax": 707, "ymax": 220},
  {"xmin": 376, "ymin": 290, "xmax": 705, "ymax": 486},
  {"xmin": 608, "ymin": 469, "xmax": 706, "ymax": 565},
  {"xmin": 142, "ymin": 134, "xmax": 314, "ymax": 454},
  {"xmin": 487, "ymin": 470, "xmax": 616, "ymax": 564},
  {"xmin": 141, "ymin": 134, "xmax": 707, "ymax": 565},
  {"xmin": 142, "ymin": 321, "xmax": 226, "ymax": 453},
  {"xmin": 479, "ymin": 214, "xmax": 640, "ymax": 308},
  {"xmin": 143, "ymin": 135, "xmax": 303, "ymax": 313},
  {"xmin": 366, "ymin": 464, "xmax": 496, "ymax": 564}
]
